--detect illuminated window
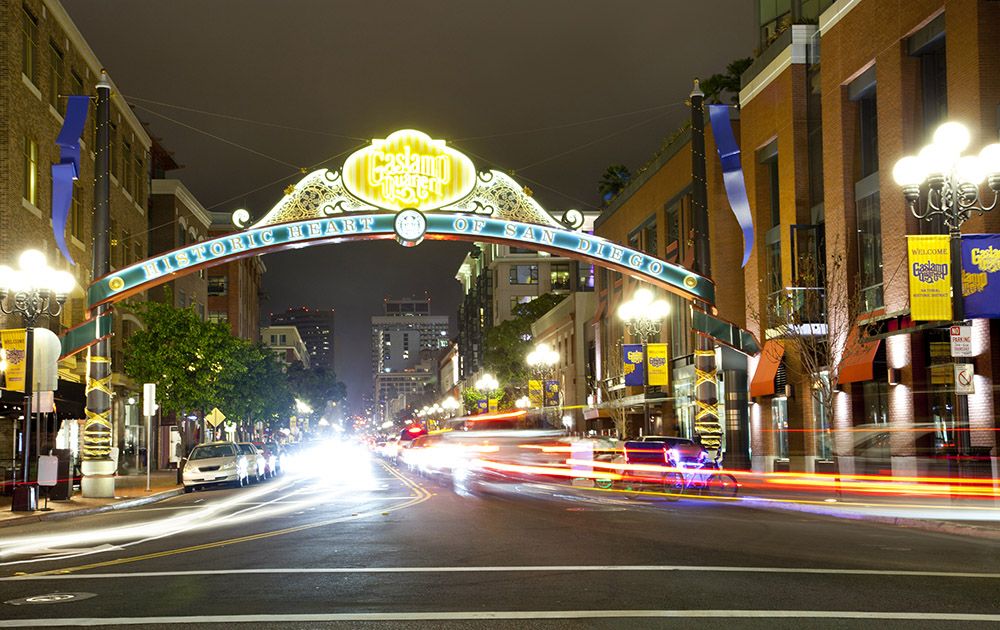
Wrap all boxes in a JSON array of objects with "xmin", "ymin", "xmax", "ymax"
[
  {"xmin": 550, "ymin": 263, "xmax": 570, "ymax": 290},
  {"xmin": 48, "ymin": 42, "xmax": 64, "ymax": 110},
  {"xmin": 208, "ymin": 276, "xmax": 228, "ymax": 296},
  {"xmin": 509, "ymin": 264, "xmax": 538, "ymax": 285},
  {"xmin": 70, "ymin": 181, "xmax": 84, "ymax": 238},
  {"xmin": 21, "ymin": 7, "xmax": 38, "ymax": 84},
  {"xmin": 22, "ymin": 135, "xmax": 38, "ymax": 205}
]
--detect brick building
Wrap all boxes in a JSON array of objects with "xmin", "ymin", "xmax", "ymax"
[
  {"xmin": 741, "ymin": 0, "xmax": 999, "ymax": 475},
  {"xmin": 206, "ymin": 211, "xmax": 265, "ymax": 342},
  {"xmin": 0, "ymin": 0, "xmax": 152, "ymax": 477}
]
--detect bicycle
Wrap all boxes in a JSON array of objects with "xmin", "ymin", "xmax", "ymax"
[{"xmin": 671, "ymin": 455, "xmax": 739, "ymax": 497}]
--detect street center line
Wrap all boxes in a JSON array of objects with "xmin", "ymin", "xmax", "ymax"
[
  {"xmin": 5, "ymin": 564, "xmax": 999, "ymax": 581},
  {"xmin": 1, "ymin": 610, "xmax": 999, "ymax": 626}
]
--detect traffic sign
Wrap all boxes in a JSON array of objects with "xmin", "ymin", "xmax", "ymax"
[
  {"xmin": 205, "ymin": 407, "xmax": 227, "ymax": 427},
  {"xmin": 954, "ymin": 364, "xmax": 975, "ymax": 395},
  {"xmin": 950, "ymin": 325, "xmax": 973, "ymax": 357}
]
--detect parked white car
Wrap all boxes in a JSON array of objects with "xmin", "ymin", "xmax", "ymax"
[
  {"xmin": 237, "ymin": 442, "xmax": 268, "ymax": 483},
  {"xmin": 182, "ymin": 442, "xmax": 249, "ymax": 492}
]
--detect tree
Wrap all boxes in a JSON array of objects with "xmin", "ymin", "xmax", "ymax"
[
  {"xmin": 286, "ymin": 363, "xmax": 347, "ymax": 414},
  {"xmin": 123, "ymin": 300, "xmax": 242, "ymax": 416},
  {"xmin": 701, "ymin": 57, "xmax": 753, "ymax": 105},
  {"xmin": 482, "ymin": 293, "xmax": 568, "ymax": 386},
  {"xmin": 598, "ymin": 164, "xmax": 632, "ymax": 205},
  {"xmin": 749, "ymin": 239, "xmax": 882, "ymax": 444},
  {"xmin": 598, "ymin": 337, "xmax": 632, "ymax": 440},
  {"xmin": 217, "ymin": 342, "xmax": 294, "ymax": 435}
]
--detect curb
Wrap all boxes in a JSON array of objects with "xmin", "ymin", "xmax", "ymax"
[
  {"xmin": 0, "ymin": 487, "xmax": 185, "ymax": 530},
  {"xmin": 735, "ymin": 496, "xmax": 1000, "ymax": 541}
]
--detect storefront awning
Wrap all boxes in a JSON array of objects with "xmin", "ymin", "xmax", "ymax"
[
  {"xmin": 750, "ymin": 340, "xmax": 784, "ymax": 397},
  {"xmin": 839, "ymin": 335, "xmax": 881, "ymax": 385}
]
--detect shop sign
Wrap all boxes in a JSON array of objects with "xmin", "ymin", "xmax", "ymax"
[
  {"xmin": 623, "ymin": 344, "xmax": 645, "ymax": 387},
  {"xmin": 949, "ymin": 325, "xmax": 973, "ymax": 357},
  {"xmin": 646, "ymin": 343, "xmax": 669, "ymax": 386},
  {"xmin": 907, "ymin": 235, "xmax": 952, "ymax": 321},
  {"xmin": 0, "ymin": 329, "xmax": 27, "ymax": 393},
  {"xmin": 954, "ymin": 363, "xmax": 975, "ymax": 395},
  {"xmin": 528, "ymin": 380, "xmax": 543, "ymax": 406},
  {"xmin": 961, "ymin": 234, "xmax": 1000, "ymax": 319},
  {"xmin": 341, "ymin": 129, "xmax": 476, "ymax": 211}
]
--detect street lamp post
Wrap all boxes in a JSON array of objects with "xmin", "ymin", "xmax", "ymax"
[
  {"xmin": 526, "ymin": 343, "xmax": 560, "ymax": 427},
  {"xmin": 616, "ymin": 287, "xmax": 670, "ymax": 436},
  {"xmin": 475, "ymin": 373, "xmax": 500, "ymax": 413},
  {"xmin": 893, "ymin": 122, "xmax": 1000, "ymax": 455},
  {"xmin": 0, "ymin": 250, "xmax": 75, "ymax": 511}
]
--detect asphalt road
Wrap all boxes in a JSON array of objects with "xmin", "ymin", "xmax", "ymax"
[{"xmin": 0, "ymin": 446, "xmax": 998, "ymax": 628}]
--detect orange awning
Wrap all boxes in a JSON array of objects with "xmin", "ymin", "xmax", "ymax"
[
  {"xmin": 750, "ymin": 340, "xmax": 784, "ymax": 397},
  {"xmin": 839, "ymin": 334, "xmax": 881, "ymax": 385}
]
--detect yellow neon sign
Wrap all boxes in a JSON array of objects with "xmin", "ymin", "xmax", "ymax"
[{"xmin": 342, "ymin": 129, "xmax": 476, "ymax": 211}]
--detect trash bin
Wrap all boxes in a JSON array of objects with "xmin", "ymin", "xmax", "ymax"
[{"xmin": 49, "ymin": 449, "xmax": 72, "ymax": 501}]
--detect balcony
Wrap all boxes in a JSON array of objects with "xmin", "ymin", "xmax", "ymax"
[{"xmin": 767, "ymin": 286, "xmax": 827, "ymax": 336}]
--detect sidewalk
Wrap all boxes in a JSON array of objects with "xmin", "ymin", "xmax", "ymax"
[{"xmin": 0, "ymin": 471, "xmax": 183, "ymax": 529}]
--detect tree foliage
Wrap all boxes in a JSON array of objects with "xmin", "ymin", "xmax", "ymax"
[
  {"xmin": 483, "ymin": 293, "xmax": 567, "ymax": 386},
  {"xmin": 701, "ymin": 57, "xmax": 753, "ymax": 105},
  {"xmin": 286, "ymin": 363, "xmax": 347, "ymax": 414},
  {"xmin": 598, "ymin": 164, "xmax": 632, "ymax": 205},
  {"xmin": 124, "ymin": 300, "xmax": 297, "ymax": 433}
]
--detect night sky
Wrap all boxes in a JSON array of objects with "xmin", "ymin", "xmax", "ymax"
[{"xmin": 61, "ymin": 0, "xmax": 755, "ymax": 412}]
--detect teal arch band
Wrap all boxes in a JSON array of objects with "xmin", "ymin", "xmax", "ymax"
[{"xmin": 87, "ymin": 213, "xmax": 715, "ymax": 309}]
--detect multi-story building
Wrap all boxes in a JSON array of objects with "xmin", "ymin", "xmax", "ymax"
[
  {"xmin": 0, "ymin": 0, "xmax": 153, "ymax": 477},
  {"xmin": 270, "ymin": 306, "xmax": 335, "ymax": 372},
  {"xmin": 735, "ymin": 0, "xmax": 999, "ymax": 478},
  {"xmin": 593, "ymin": 114, "xmax": 750, "ymax": 450},
  {"xmin": 370, "ymin": 298, "xmax": 449, "ymax": 421},
  {"xmin": 207, "ymin": 211, "xmax": 265, "ymax": 341},
  {"xmin": 147, "ymin": 178, "xmax": 210, "ymax": 317},
  {"xmin": 454, "ymin": 216, "xmax": 599, "ymax": 384},
  {"xmin": 529, "ymin": 292, "xmax": 598, "ymax": 432},
  {"xmin": 261, "ymin": 325, "xmax": 310, "ymax": 369}
]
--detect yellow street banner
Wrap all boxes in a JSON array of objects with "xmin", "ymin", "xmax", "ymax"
[
  {"xmin": 646, "ymin": 343, "xmax": 669, "ymax": 386},
  {"xmin": 907, "ymin": 235, "xmax": 952, "ymax": 321},
  {"xmin": 528, "ymin": 380, "xmax": 543, "ymax": 407},
  {"xmin": 0, "ymin": 329, "xmax": 27, "ymax": 393}
]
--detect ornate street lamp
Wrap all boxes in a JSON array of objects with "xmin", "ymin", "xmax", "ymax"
[
  {"xmin": 475, "ymin": 373, "xmax": 500, "ymax": 413},
  {"xmin": 0, "ymin": 250, "xmax": 75, "ymax": 511},
  {"xmin": 526, "ymin": 342, "xmax": 560, "ymax": 426},
  {"xmin": 441, "ymin": 396, "xmax": 460, "ymax": 417},
  {"xmin": 616, "ymin": 287, "xmax": 670, "ymax": 435},
  {"xmin": 893, "ymin": 122, "xmax": 1000, "ymax": 455}
]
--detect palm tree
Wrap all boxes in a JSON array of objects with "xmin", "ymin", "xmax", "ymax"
[{"xmin": 598, "ymin": 164, "xmax": 632, "ymax": 205}]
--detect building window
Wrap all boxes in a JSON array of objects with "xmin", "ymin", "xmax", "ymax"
[
  {"xmin": 178, "ymin": 290, "xmax": 186, "ymax": 308},
  {"xmin": 109, "ymin": 123, "xmax": 119, "ymax": 180},
  {"xmin": 134, "ymin": 154, "xmax": 145, "ymax": 205},
  {"xmin": 70, "ymin": 71, "xmax": 84, "ymax": 101},
  {"xmin": 643, "ymin": 220, "xmax": 657, "ymax": 256},
  {"xmin": 578, "ymin": 264, "xmax": 595, "ymax": 291},
  {"xmin": 857, "ymin": 89, "xmax": 879, "ymax": 179},
  {"xmin": 22, "ymin": 7, "xmax": 38, "ymax": 84},
  {"xmin": 208, "ymin": 276, "xmax": 228, "ymax": 296},
  {"xmin": 772, "ymin": 396, "xmax": 789, "ymax": 460},
  {"xmin": 768, "ymin": 157, "xmax": 781, "ymax": 228},
  {"xmin": 550, "ymin": 263, "xmax": 570, "ymax": 290},
  {"xmin": 48, "ymin": 42, "xmax": 64, "ymax": 110},
  {"xmin": 509, "ymin": 246, "xmax": 534, "ymax": 254},
  {"xmin": 856, "ymin": 192, "xmax": 884, "ymax": 312},
  {"xmin": 122, "ymin": 139, "xmax": 133, "ymax": 195},
  {"xmin": 22, "ymin": 135, "xmax": 38, "ymax": 205},
  {"xmin": 509, "ymin": 264, "xmax": 538, "ymax": 285},
  {"xmin": 70, "ymin": 181, "xmax": 84, "ymax": 239}
]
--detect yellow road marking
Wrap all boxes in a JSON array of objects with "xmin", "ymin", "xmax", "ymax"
[{"xmin": 27, "ymin": 464, "xmax": 431, "ymax": 577}]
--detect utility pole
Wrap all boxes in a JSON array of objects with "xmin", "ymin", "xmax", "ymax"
[
  {"xmin": 690, "ymin": 80, "xmax": 724, "ymax": 456},
  {"xmin": 82, "ymin": 70, "xmax": 115, "ymax": 498}
]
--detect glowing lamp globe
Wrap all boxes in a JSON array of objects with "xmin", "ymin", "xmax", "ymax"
[
  {"xmin": 978, "ymin": 143, "xmax": 1000, "ymax": 177},
  {"xmin": 932, "ymin": 121, "xmax": 971, "ymax": 155},
  {"xmin": 918, "ymin": 144, "xmax": 956, "ymax": 179},
  {"xmin": 956, "ymin": 155, "xmax": 987, "ymax": 186},
  {"xmin": 892, "ymin": 156, "xmax": 925, "ymax": 187}
]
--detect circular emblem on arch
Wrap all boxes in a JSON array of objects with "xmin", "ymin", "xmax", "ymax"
[
  {"xmin": 108, "ymin": 277, "xmax": 125, "ymax": 292},
  {"xmin": 394, "ymin": 209, "xmax": 427, "ymax": 247},
  {"xmin": 683, "ymin": 275, "xmax": 699, "ymax": 289},
  {"xmin": 342, "ymin": 129, "xmax": 476, "ymax": 211}
]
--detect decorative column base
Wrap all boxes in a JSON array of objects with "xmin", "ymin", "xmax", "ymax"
[{"xmin": 81, "ymin": 459, "xmax": 116, "ymax": 498}]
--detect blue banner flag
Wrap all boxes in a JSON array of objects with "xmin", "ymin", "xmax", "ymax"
[
  {"xmin": 623, "ymin": 344, "xmax": 645, "ymax": 387},
  {"xmin": 962, "ymin": 234, "xmax": 1000, "ymax": 319},
  {"xmin": 51, "ymin": 95, "xmax": 90, "ymax": 265},
  {"xmin": 707, "ymin": 104, "xmax": 754, "ymax": 268}
]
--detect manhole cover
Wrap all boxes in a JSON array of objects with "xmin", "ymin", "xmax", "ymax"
[{"xmin": 5, "ymin": 592, "xmax": 96, "ymax": 606}]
